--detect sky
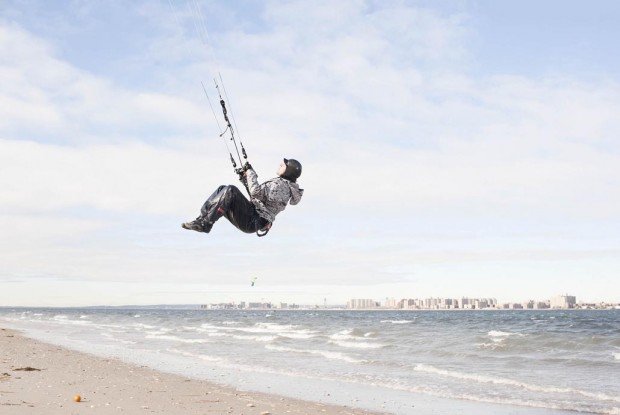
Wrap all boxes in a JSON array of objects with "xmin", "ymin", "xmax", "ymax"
[{"xmin": 1, "ymin": 0, "xmax": 619, "ymax": 306}]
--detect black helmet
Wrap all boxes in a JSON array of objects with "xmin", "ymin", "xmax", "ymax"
[{"xmin": 282, "ymin": 158, "xmax": 302, "ymax": 182}]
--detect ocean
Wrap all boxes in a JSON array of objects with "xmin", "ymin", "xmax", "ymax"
[{"xmin": 1, "ymin": 308, "xmax": 618, "ymax": 414}]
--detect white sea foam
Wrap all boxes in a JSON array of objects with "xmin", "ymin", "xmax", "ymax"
[
  {"xmin": 182, "ymin": 326, "xmax": 200, "ymax": 331},
  {"xmin": 330, "ymin": 329, "xmax": 381, "ymax": 346},
  {"xmin": 221, "ymin": 321, "xmax": 240, "ymax": 325},
  {"xmin": 144, "ymin": 328, "xmax": 172, "ymax": 336},
  {"xmin": 380, "ymin": 320, "xmax": 413, "ymax": 324},
  {"xmin": 200, "ymin": 322, "xmax": 318, "ymax": 339},
  {"xmin": 144, "ymin": 334, "xmax": 210, "ymax": 344},
  {"xmin": 101, "ymin": 332, "xmax": 137, "ymax": 345},
  {"xmin": 133, "ymin": 323, "xmax": 157, "ymax": 330},
  {"xmin": 487, "ymin": 330, "xmax": 522, "ymax": 337},
  {"xmin": 329, "ymin": 329, "xmax": 362, "ymax": 341},
  {"xmin": 613, "ymin": 352, "xmax": 620, "ymax": 361},
  {"xmin": 278, "ymin": 332, "xmax": 316, "ymax": 339},
  {"xmin": 330, "ymin": 340, "xmax": 385, "ymax": 349},
  {"xmin": 232, "ymin": 334, "xmax": 277, "ymax": 342},
  {"xmin": 477, "ymin": 342, "xmax": 504, "ymax": 349},
  {"xmin": 168, "ymin": 349, "xmax": 223, "ymax": 363},
  {"xmin": 487, "ymin": 330, "xmax": 524, "ymax": 344},
  {"xmin": 47, "ymin": 315, "xmax": 92, "ymax": 326},
  {"xmin": 414, "ymin": 364, "xmax": 620, "ymax": 403},
  {"xmin": 265, "ymin": 344, "xmax": 367, "ymax": 364}
]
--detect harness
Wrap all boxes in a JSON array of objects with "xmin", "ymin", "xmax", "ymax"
[{"xmin": 257, "ymin": 223, "xmax": 271, "ymax": 237}]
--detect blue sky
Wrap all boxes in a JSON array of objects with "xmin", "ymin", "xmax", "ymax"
[{"xmin": 1, "ymin": 0, "xmax": 619, "ymax": 306}]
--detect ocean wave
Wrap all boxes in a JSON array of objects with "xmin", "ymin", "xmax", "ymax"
[
  {"xmin": 42, "ymin": 315, "xmax": 93, "ymax": 326},
  {"xmin": 487, "ymin": 330, "xmax": 525, "ymax": 345},
  {"xmin": 329, "ymin": 329, "xmax": 358, "ymax": 341},
  {"xmin": 348, "ymin": 377, "xmax": 620, "ymax": 415},
  {"xmin": 265, "ymin": 344, "xmax": 367, "ymax": 364},
  {"xmin": 487, "ymin": 330, "xmax": 524, "ymax": 337},
  {"xmin": 477, "ymin": 342, "xmax": 506, "ymax": 350},
  {"xmin": 167, "ymin": 349, "xmax": 223, "ymax": 362},
  {"xmin": 101, "ymin": 332, "xmax": 137, "ymax": 345},
  {"xmin": 144, "ymin": 334, "xmax": 210, "ymax": 344},
  {"xmin": 133, "ymin": 323, "xmax": 157, "ymax": 330},
  {"xmin": 380, "ymin": 320, "xmax": 413, "ymax": 324},
  {"xmin": 232, "ymin": 334, "xmax": 277, "ymax": 342},
  {"xmin": 414, "ymin": 364, "xmax": 620, "ymax": 403},
  {"xmin": 144, "ymin": 328, "xmax": 172, "ymax": 336},
  {"xmin": 329, "ymin": 328, "xmax": 374, "ymax": 341},
  {"xmin": 330, "ymin": 340, "xmax": 385, "ymax": 349},
  {"xmin": 614, "ymin": 352, "xmax": 620, "ymax": 361},
  {"xmin": 200, "ymin": 322, "xmax": 318, "ymax": 339},
  {"xmin": 278, "ymin": 332, "xmax": 317, "ymax": 339}
]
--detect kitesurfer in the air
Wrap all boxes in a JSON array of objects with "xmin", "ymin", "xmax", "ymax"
[{"xmin": 182, "ymin": 158, "xmax": 303, "ymax": 235}]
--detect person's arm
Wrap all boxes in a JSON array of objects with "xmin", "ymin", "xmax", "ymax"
[
  {"xmin": 245, "ymin": 167, "xmax": 265, "ymax": 200},
  {"xmin": 290, "ymin": 188, "xmax": 304, "ymax": 205}
]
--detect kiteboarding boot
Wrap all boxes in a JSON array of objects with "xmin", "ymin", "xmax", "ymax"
[{"xmin": 182, "ymin": 217, "xmax": 213, "ymax": 233}]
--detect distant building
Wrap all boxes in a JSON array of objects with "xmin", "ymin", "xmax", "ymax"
[
  {"xmin": 522, "ymin": 300, "xmax": 535, "ymax": 309},
  {"xmin": 347, "ymin": 299, "xmax": 378, "ymax": 309},
  {"xmin": 246, "ymin": 302, "xmax": 272, "ymax": 309},
  {"xmin": 550, "ymin": 294, "xmax": 576, "ymax": 309},
  {"xmin": 202, "ymin": 302, "xmax": 236, "ymax": 310},
  {"xmin": 383, "ymin": 298, "xmax": 398, "ymax": 308}
]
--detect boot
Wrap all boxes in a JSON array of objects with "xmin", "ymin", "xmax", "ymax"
[{"xmin": 182, "ymin": 217, "xmax": 213, "ymax": 233}]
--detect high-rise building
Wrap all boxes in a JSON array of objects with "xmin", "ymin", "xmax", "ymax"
[
  {"xmin": 550, "ymin": 294, "xmax": 576, "ymax": 309},
  {"xmin": 347, "ymin": 299, "xmax": 377, "ymax": 309}
]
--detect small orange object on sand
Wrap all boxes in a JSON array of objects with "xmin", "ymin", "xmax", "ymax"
[{"xmin": 73, "ymin": 395, "xmax": 81, "ymax": 402}]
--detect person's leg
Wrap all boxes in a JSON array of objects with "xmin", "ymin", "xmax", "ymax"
[
  {"xmin": 183, "ymin": 185, "xmax": 264, "ymax": 234},
  {"xmin": 182, "ymin": 185, "xmax": 229, "ymax": 233},
  {"xmin": 218, "ymin": 186, "xmax": 266, "ymax": 233}
]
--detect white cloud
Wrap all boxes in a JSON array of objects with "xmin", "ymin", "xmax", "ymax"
[{"xmin": 0, "ymin": 1, "xmax": 619, "ymax": 304}]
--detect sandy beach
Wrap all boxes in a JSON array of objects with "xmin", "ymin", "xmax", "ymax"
[{"xmin": 0, "ymin": 327, "xmax": 381, "ymax": 415}]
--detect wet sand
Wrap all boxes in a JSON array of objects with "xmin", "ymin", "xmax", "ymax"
[{"xmin": 0, "ymin": 327, "xmax": 382, "ymax": 415}]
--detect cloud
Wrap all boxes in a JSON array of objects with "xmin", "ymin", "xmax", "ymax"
[{"xmin": 0, "ymin": 1, "xmax": 619, "ymax": 304}]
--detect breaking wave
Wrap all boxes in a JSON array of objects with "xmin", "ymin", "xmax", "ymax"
[
  {"xmin": 265, "ymin": 344, "xmax": 367, "ymax": 364},
  {"xmin": 414, "ymin": 364, "xmax": 620, "ymax": 403}
]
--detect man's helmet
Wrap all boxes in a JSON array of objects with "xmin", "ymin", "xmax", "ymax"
[{"xmin": 282, "ymin": 158, "xmax": 302, "ymax": 182}]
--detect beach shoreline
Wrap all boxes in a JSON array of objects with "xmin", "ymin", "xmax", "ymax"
[
  {"xmin": 0, "ymin": 327, "xmax": 382, "ymax": 415},
  {"xmin": 1, "ymin": 313, "xmax": 603, "ymax": 415}
]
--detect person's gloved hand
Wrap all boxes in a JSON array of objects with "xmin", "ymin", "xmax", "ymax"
[{"xmin": 243, "ymin": 162, "xmax": 252, "ymax": 172}]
